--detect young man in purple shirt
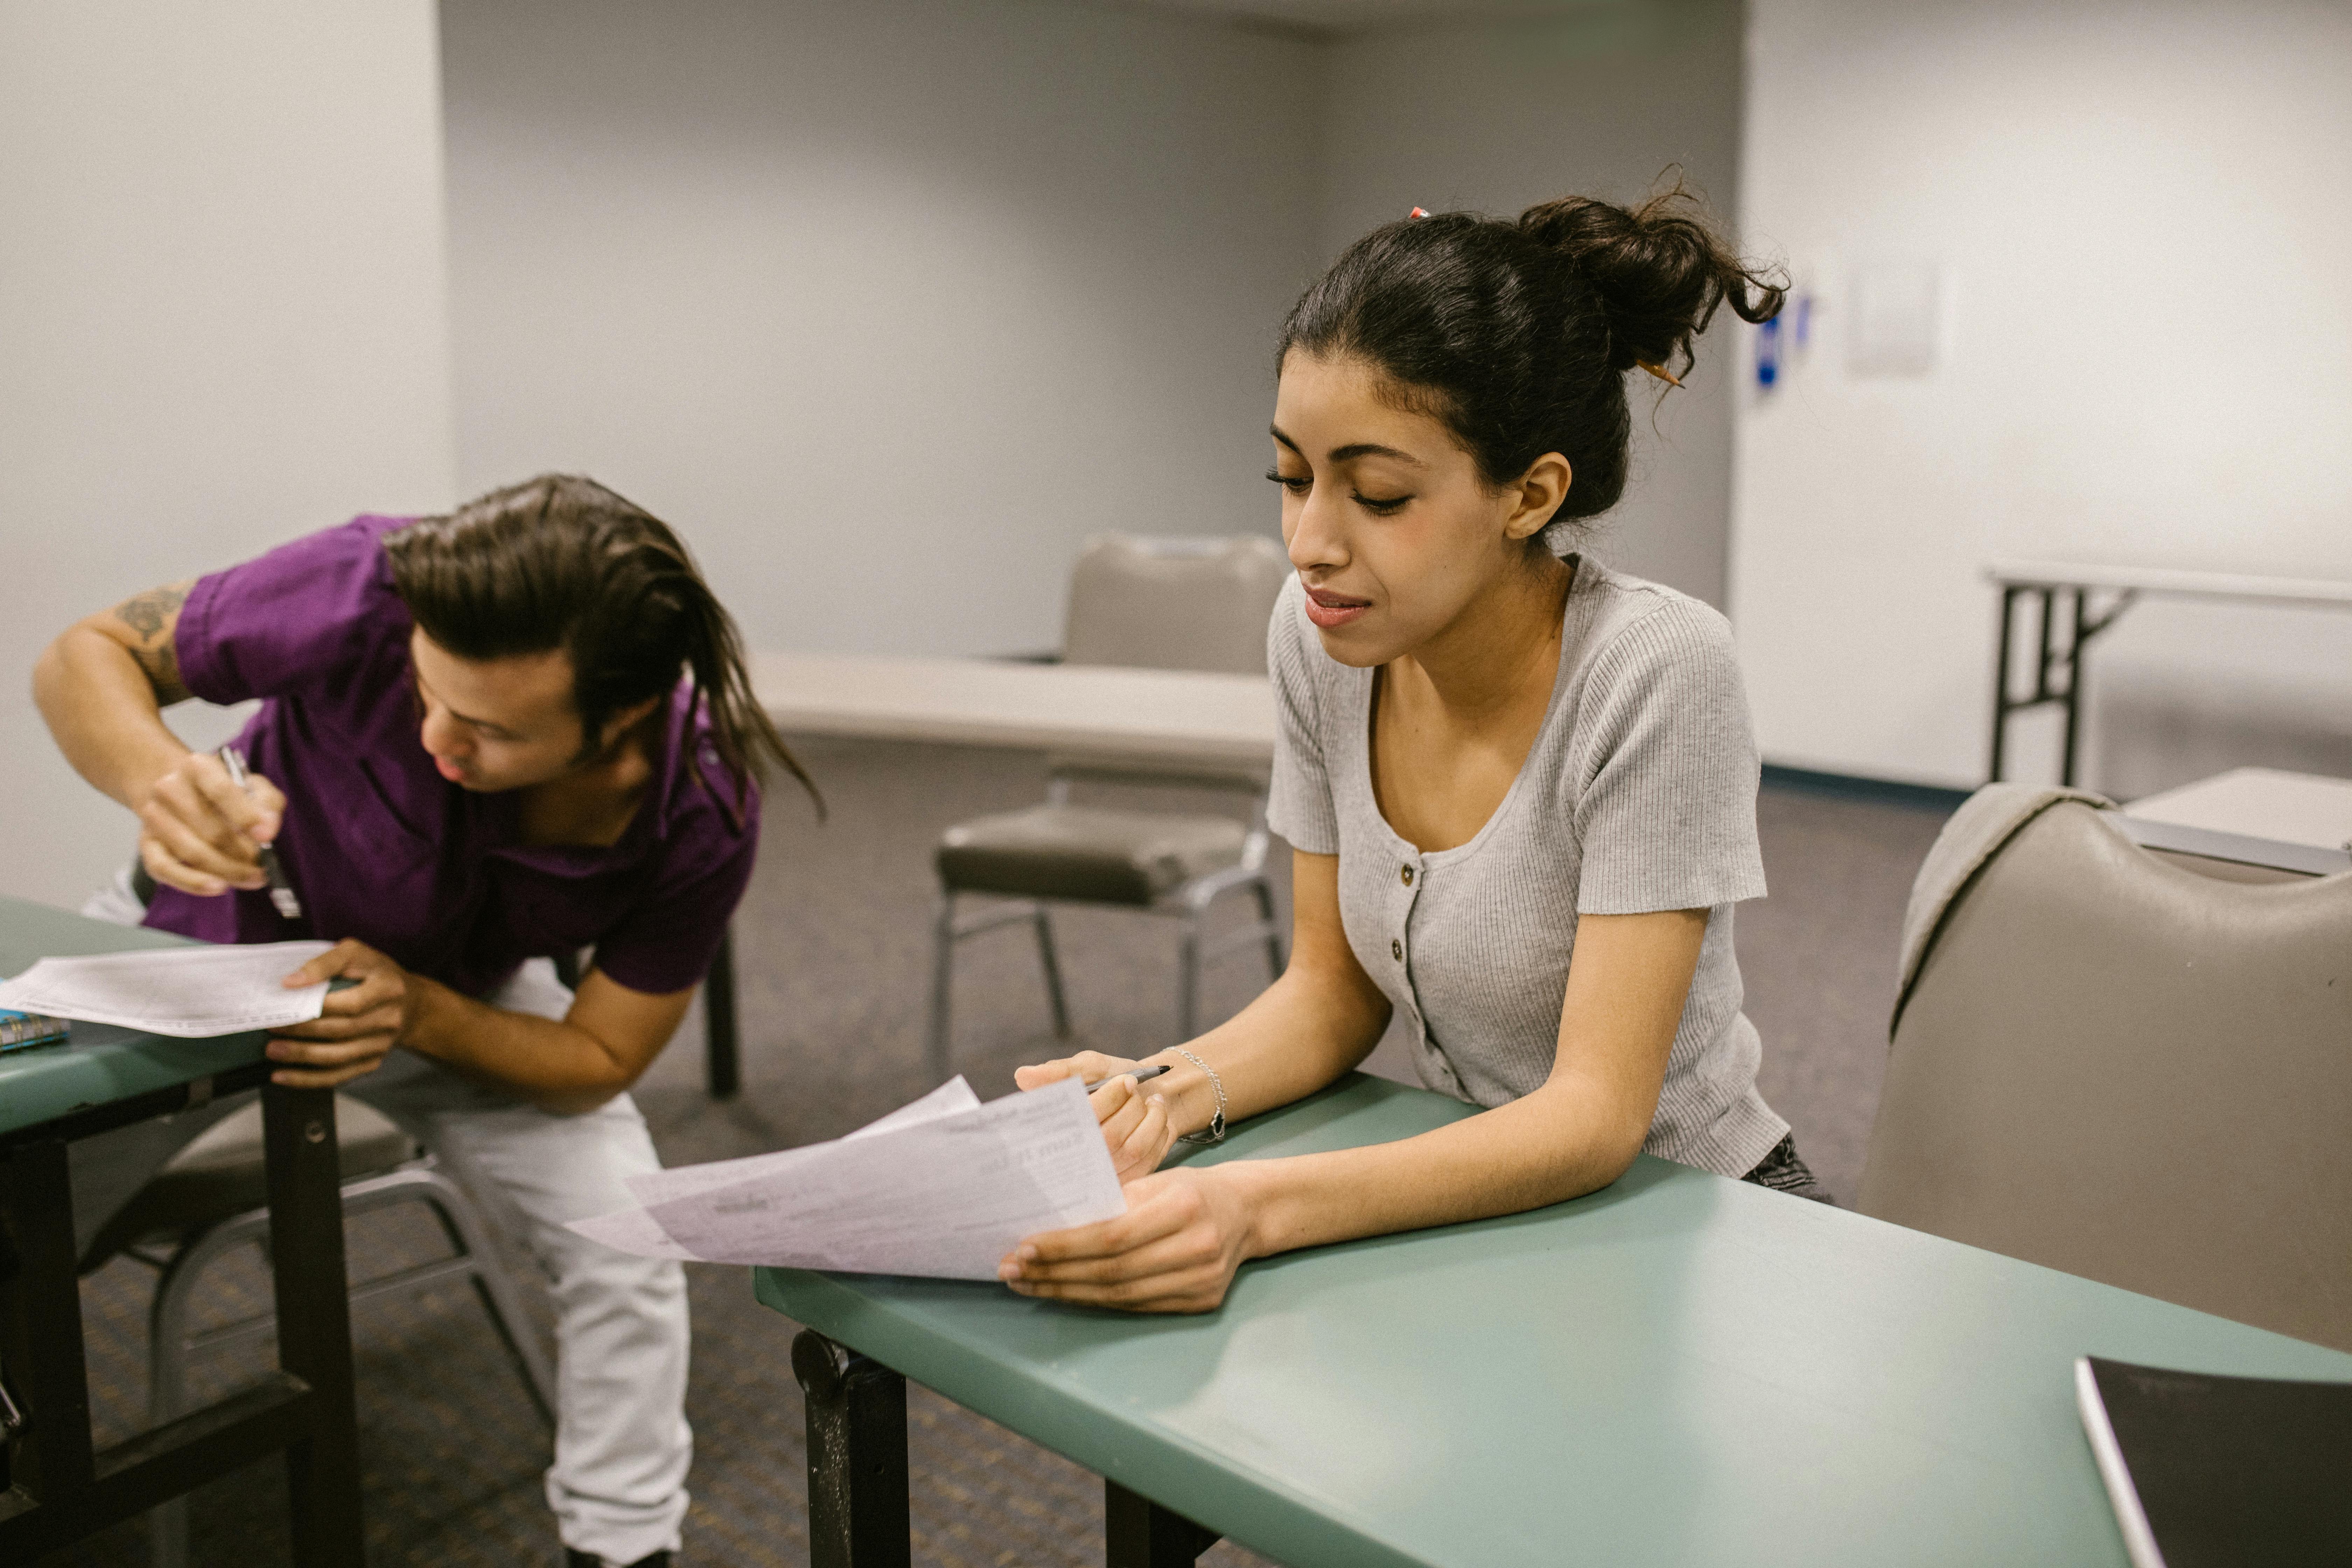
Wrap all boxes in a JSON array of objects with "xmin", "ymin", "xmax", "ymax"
[{"xmin": 35, "ymin": 475, "xmax": 809, "ymax": 1568}]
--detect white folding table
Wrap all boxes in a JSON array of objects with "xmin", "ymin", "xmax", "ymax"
[
  {"xmin": 2115, "ymin": 765, "xmax": 2352, "ymax": 877},
  {"xmin": 1984, "ymin": 559, "xmax": 2352, "ymax": 786},
  {"xmin": 750, "ymin": 651, "xmax": 1275, "ymax": 767}
]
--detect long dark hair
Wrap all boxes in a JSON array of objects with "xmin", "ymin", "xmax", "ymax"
[
  {"xmin": 1277, "ymin": 180, "xmax": 1785, "ymax": 527},
  {"xmin": 386, "ymin": 474, "xmax": 817, "ymax": 824}
]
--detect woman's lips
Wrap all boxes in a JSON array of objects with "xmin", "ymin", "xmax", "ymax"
[
  {"xmin": 432, "ymin": 755, "xmax": 469, "ymax": 783},
  {"xmin": 1303, "ymin": 586, "xmax": 1372, "ymax": 630}
]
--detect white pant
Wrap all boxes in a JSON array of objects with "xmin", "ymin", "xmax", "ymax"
[
  {"xmin": 355, "ymin": 962, "xmax": 692, "ymax": 1567},
  {"xmin": 81, "ymin": 875, "xmax": 692, "ymax": 1566}
]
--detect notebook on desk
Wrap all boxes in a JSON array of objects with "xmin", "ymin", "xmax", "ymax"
[
  {"xmin": 0, "ymin": 1007, "xmax": 71, "ymax": 1052},
  {"xmin": 2077, "ymin": 1355, "xmax": 2352, "ymax": 1568}
]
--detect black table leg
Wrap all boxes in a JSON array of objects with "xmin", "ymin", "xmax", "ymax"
[
  {"xmin": 1988, "ymin": 580, "xmax": 2137, "ymax": 787},
  {"xmin": 1106, "ymin": 1478, "xmax": 1221, "ymax": 1567},
  {"xmin": 262, "ymin": 1083, "xmax": 364, "ymax": 1564},
  {"xmin": 1988, "ymin": 584, "xmax": 2019, "ymax": 783},
  {"xmin": 792, "ymin": 1329, "xmax": 908, "ymax": 1568},
  {"xmin": 0, "ymin": 1137, "xmax": 95, "ymax": 1512},
  {"xmin": 705, "ymin": 926, "xmax": 741, "ymax": 1101},
  {"xmin": 2058, "ymin": 587, "xmax": 2088, "ymax": 788}
]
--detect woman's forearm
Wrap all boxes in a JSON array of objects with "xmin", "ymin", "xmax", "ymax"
[
  {"xmin": 1228, "ymin": 1068, "xmax": 1645, "ymax": 1260},
  {"xmin": 1221, "ymin": 909, "xmax": 1706, "ymax": 1257},
  {"xmin": 1143, "ymin": 958, "xmax": 1391, "ymax": 1138}
]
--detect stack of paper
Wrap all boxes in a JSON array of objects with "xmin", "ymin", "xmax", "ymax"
[
  {"xmin": 0, "ymin": 941, "xmax": 335, "ymax": 1038},
  {"xmin": 571, "ymin": 1075, "xmax": 1126, "ymax": 1281}
]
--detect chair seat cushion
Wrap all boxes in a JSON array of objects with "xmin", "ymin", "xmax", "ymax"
[
  {"xmin": 938, "ymin": 805, "xmax": 1246, "ymax": 905},
  {"xmin": 82, "ymin": 1096, "xmax": 418, "ymax": 1268}
]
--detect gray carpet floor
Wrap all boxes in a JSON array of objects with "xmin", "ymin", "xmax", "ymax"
[{"xmin": 44, "ymin": 739, "xmax": 1951, "ymax": 1566}]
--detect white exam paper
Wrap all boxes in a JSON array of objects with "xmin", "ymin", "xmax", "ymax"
[
  {"xmin": 623, "ymin": 1075, "xmax": 982, "ymax": 1207},
  {"xmin": 0, "ymin": 941, "xmax": 336, "ymax": 1037},
  {"xmin": 569, "ymin": 1075, "xmax": 1124, "ymax": 1280}
]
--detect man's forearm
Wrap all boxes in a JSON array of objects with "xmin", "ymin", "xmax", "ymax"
[
  {"xmin": 401, "ymin": 976, "xmax": 639, "ymax": 1113},
  {"xmin": 34, "ymin": 629, "xmax": 190, "ymax": 810}
]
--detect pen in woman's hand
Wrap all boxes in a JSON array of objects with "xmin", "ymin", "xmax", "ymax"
[{"xmin": 1086, "ymin": 1063, "xmax": 1171, "ymax": 1094}]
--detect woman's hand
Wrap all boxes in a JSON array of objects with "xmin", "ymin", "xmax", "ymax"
[
  {"xmin": 999, "ymin": 1166, "xmax": 1256, "ymax": 1314},
  {"xmin": 265, "ymin": 939, "xmax": 415, "ymax": 1088},
  {"xmin": 1015, "ymin": 1049, "xmax": 1178, "ymax": 1183}
]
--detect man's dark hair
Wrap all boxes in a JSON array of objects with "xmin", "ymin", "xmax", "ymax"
[{"xmin": 386, "ymin": 474, "xmax": 816, "ymax": 824}]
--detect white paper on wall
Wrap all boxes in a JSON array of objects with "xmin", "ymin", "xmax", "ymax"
[{"xmin": 1848, "ymin": 261, "xmax": 1945, "ymax": 377}]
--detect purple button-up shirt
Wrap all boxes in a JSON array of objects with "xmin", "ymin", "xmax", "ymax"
[{"xmin": 145, "ymin": 516, "xmax": 760, "ymax": 1000}]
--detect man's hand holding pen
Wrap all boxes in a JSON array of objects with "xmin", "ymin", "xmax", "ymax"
[{"xmin": 133, "ymin": 748, "xmax": 286, "ymax": 898}]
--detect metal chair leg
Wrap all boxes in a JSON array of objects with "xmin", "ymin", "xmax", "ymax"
[
  {"xmin": 147, "ymin": 1210, "xmax": 273, "ymax": 1568},
  {"xmin": 1031, "ymin": 908, "xmax": 1071, "ymax": 1039},
  {"xmin": 1252, "ymin": 877, "xmax": 1284, "ymax": 980},
  {"xmin": 927, "ymin": 893, "xmax": 957, "ymax": 1083},
  {"xmin": 141, "ymin": 1161, "xmax": 560, "ymax": 1567},
  {"xmin": 410, "ymin": 1171, "xmax": 557, "ymax": 1427}
]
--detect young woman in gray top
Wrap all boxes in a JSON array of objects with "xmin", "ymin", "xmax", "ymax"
[{"xmin": 1004, "ymin": 188, "xmax": 1816, "ymax": 1313}]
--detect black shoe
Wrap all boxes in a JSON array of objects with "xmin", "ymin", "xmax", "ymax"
[{"xmin": 566, "ymin": 1552, "xmax": 669, "ymax": 1568}]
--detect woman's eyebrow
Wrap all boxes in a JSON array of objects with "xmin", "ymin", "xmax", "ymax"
[
  {"xmin": 1328, "ymin": 442, "xmax": 1426, "ymax": 467},
  {"xmin": 1269, "ymin": 425, "xmax": 1427, "ymax": 468}
]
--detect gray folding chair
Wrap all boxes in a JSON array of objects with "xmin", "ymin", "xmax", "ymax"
[
  {"xmin": 81, "ymin": 1095, "xmax": 556, "ymax": 1567},
  {"xmin": 1859, "ymin": 793, "xmax": 2352, "ymax": 1351},
  {"xmin": 927, "ymin": 534, "xmax": 1291, "ymax": 1077}
]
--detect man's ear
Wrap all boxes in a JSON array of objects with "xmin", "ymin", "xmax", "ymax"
[
  {"xmin": 1503, "ymin": 452, "xmax": 1573, "ymax": 542},
  {"xmin": 598, "ymin": 694, "xmax": 665, "ymax": 752}
]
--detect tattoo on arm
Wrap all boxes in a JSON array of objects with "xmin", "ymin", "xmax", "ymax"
[{"xmin": 110, "ymin": 582, "xmax": 193, "ymax": 704}]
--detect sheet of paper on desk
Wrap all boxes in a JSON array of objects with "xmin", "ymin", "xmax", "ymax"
[
  {"xmin": 0, "ymin": 941, "xmax": 335, "ymax": 1037},
  {"xmin": 568, "ymin": 1076, "xmax": 1125, "ymax": 1280}
]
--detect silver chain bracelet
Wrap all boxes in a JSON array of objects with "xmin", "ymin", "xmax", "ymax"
[{"xmin": 1171, "ymin": 1048, "xmax": 1227, "ymax": 1144}]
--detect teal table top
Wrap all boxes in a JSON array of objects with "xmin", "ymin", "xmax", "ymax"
[
  {"xmin": 757, "ymin": 1074, "xmax": 2352, "ymax": 1568},
  {"xmin": 0, "ymin": 895, "xmax": 265, "ymax": 1137}
]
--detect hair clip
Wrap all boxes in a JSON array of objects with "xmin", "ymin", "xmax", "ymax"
[
  {"xmin": 1409, "ymin": 206, "xmax": 1429, "ymax": 219},
  {"xmin": 1636, "ymin": 359, "xmax": 1684, "ymax": 387}
]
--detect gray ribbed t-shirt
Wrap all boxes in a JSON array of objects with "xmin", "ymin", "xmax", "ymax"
[{"xmin": 1265, "ymin": 560, "xmax": 1788, "ymax": 1178}]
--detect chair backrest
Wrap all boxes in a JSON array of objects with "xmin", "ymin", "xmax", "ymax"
[
  {"xmin": 1061, "ymin": 533, "xmax": 1290, "ymax": 675},
  {"xmin": 1859, "ymin": 799, "xmax": 2352, "ymax": 1350}
]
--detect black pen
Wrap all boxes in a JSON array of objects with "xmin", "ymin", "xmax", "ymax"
[
  {"xmin": 1086, "ymin": 1063, "xmax": 1171, "ymax": 1094},
  {"xmin": 217, "ymin": 745, "xmax": 304, "ymax": 920}
]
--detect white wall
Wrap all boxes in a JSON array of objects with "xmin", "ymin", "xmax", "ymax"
[
  {"xmin": 440, "ymin": 0, "xmax": 1319, "ymax": 661},
  {"xmin": 1317, "ymin": 0, "xmax": 1748, "ymax": 607},
  {"xmin": 0, "ymin": 1, "xmax": 459, "ymax": 910},
  {"xmin": 1732, "ymin": 0, "xmax": 2352, "ymax": 794}
]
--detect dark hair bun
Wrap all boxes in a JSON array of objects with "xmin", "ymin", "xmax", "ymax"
[
  {"xmin": 1278, "ymin": 177, "xmax": 1784, "ymax": 530},
  {"xmin": 1518, "ymin": 186, "xmax": 1786, "ymax": 378}
]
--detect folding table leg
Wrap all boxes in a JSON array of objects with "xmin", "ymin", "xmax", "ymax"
[
  {"xmin": 704, "ymin": 926, "xmax": 742, "ymax": 1101},
  {"xmin": 1106, "ymin": 1478, "xmax": 1221, "ymax": 1567},
  {"xmin": 261, "ymin": 1084, "xmax": 364, "ymax": 1565},
  {"xmin": 793, "ymin": 1329, "xmax": 910, "ymax": 1568},
  {"xmin": 0, "ymin": 1137, "xmax": 95, "ymax": 1509}
]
